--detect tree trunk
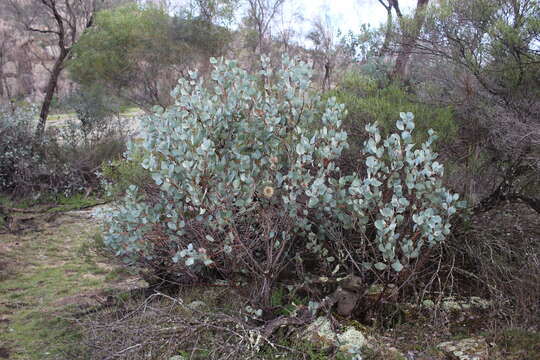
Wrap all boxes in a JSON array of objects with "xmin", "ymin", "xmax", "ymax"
[
  {"xmin": 379, "ymin": 5, "xmax": 393, "ymax": 57},
  {"xmin": 322, "ymin": 60, "xmax": 332, "ymax": 91},
  {"xmin": 35, "ymin": 48, "xmax": 69, "ymax": 140},
  {"xmin": 392, "ymin": 0, "xmax": 429, "ymax": 79}
]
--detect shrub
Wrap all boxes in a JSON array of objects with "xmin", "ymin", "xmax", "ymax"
[
  {"xmin": 328, "ymin": 70, "xmax": 456, "ymax": 147},
  {"xmin": 99, "ymin": 146, "xmax": 153, "ymax": 199},
  {"xmin": 65, "ymin": 85, "xmax": 120, "ymax": 142},
  {"xmin": 102, "ymin": 57, "xmax": 462, "ymax": 307},
  {"xmin": 332, "ymin": 112, "xmax": 465, "ymax": 280},
  {"xmin": 100, "ymin": 56, "xmax": 348, "ymax": 303},
  {"xmin": 0, "ymin": 105, "xmax": 36, "ymax": 192},
  {"xmin": 0, "ymin": 103, "xmax": 126, "ymax": 199}
]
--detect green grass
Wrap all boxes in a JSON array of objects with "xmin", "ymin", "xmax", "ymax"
[
  {"xmin": 0, "ymin": 211, "xmax": 138, "ymax": 360},
  {"xmin": 1, "ymin": 193, "xmax": 104, "ymax": 212},
  {"xmin": 0, "ymin": 194, "xmax": 34, "ymax": 209},
  {"xmin": 46, "ymin": 193, "xmax": 105, "ymax": 213}
]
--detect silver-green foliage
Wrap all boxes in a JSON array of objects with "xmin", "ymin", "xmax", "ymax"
[
  {"xmin": 101, "ymin": 56, "xmax": 348, "ymax": 268},
  {"xmin": 102, "ymin": 56, "xmax": 462, "ymax": 279},
  {"xmin": 342, "ymin": 112, "xmax": 465, "ymax": 272}
]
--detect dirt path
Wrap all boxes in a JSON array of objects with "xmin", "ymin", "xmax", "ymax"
[
  {"xmin": 0, "ymin": 206, "xmax": 143, "ymax": 360},
  {"xmin": 47, "ymin": 109, "xmax": 145, "ymax": 138}
]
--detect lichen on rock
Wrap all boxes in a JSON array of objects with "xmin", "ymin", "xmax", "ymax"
[{"xmin": 437, "ymin": 337, "xmax": 490, "ymax": 360}]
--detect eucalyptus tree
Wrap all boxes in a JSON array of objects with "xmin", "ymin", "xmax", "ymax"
[
  {"xmin": 392, "ymin": 0, "xmax": 429, "ymax": 78},
  {"xmin": 369, "ymin": 0, "xmax": 430, "ymax": 78}
]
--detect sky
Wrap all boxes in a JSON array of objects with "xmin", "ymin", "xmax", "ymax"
[
  {"xmin": 283, "ymin": 0, "xmax": 418, "ymax": 34},
  {"xmin": 164, "ymin": 0, "xmax": 418, "ymax": 39}
]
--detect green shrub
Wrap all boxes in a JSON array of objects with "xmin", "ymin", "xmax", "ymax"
[
  {"xmin": 328, "ymin": 71, "xmax": 456, "ymax": 148},
  {"xmin": 100, "ymin": 147, "xmax": 153, "ymax": 199},
  {"xmin": 100, "ymin": 56, "xmax": 348, "ymax": 302},
  {"xmin": 101, "ymin": 57, "xmax": 462, "ymax": 307},
  {"xmin": 0, "ymin": 104, "xmax": 36, "ymax": 192},
  {"xmin": 65, "ymin": 85, "xmax": 120, "ymax": 142},
  {"xmin": 335, "ymin": 113, "xmax": 466, "ymax": 277}
]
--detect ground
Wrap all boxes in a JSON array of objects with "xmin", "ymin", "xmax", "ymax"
[
  {"xmin": 0, "ymin": 205, "xmax": 142, "ymax": 360},
  {"xmin": 0, "ymin": 203, "xmax": 538, "ymax": 360}
]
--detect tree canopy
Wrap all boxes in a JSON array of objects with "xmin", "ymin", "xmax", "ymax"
[{"xmin": 69, "ymin": 3, "xmax": 232, "ymax": 110}]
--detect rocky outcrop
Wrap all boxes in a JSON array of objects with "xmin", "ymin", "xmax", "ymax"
[{"xmin": 0, "ymin": 18, "xmax": 73, "ymax": 103}]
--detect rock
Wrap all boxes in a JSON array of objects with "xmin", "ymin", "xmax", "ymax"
[
  {"xmin": 335, "ymin": 288, "xmax": 360, "ymax": 317},
  {"xmin": 187, "ymin": 300, "xmax": 206, "ymax": 311},
  {"xmin": 337, "ymin": 327, "xmax": 367, "ymax": 353},
  {"xmin": 416, "ymin": 297, "xmax": 492, "ymax": 312},
  {"xmin": 340, "ymin": 275, "xmax": 364, "ymax": 292},
  {"xmin": 441, "ymin": 297, "xmax": 492, "ymax": 312},
  {"xmin": 365, "ymin": 283, "xmax": 398, "ymax": 302},
  {"xmin": 304, "ymin": 316, "xmax": 370, "ymax": 354},
  {"xmin": 332, "ymin": 275, "xmax": 365, "ymax": 317},
  {"xmin": 468, "ymin": 297, "xmax": 491, "ymax": 310},
  {"xmin": 169, "ymin": 356, "xmax": 185, "ymax": 360},
  {"xmin": 304, "ymin": 317, "xmax": 337, "ymax": 350},
  {"xmin": 437, "ymin": 337, "xmax": 489, "ymax": 360}
]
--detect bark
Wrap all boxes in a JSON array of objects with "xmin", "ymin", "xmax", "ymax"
[
  {"xmin": 379, "ymin": 6, "xmax": 393, "ymax": 57},
  {"xmin": 322, "ymin": 60, "xmax": 332, "ymax": 91},
  {"xmin": 4, "ymin": 0, "xmax": 101, "ymax": 140},
  {"xmin": 35, "ymin": 48, "xmax": 69, "ymax": 139},
  {"xmin": 392, "ymin": 0, "xmax": 429, "ymax": 79}
]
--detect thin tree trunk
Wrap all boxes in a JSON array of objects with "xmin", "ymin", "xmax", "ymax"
[
  {"xmin": 378, "ymin": 1, "xmax": 393, "ymax": 57},
  {"xmin": 322, "ymin": 60, "xmax": 331, "ymax": 91},
  {"xmin": 379, "ymin": 8, "xmax": 393, "ymax": 56},
  {"xmin": 392, "ymin": 0, "xmax": 429, "ymax": 79},
  {"xmin": 35, "ymin": 48, "xmax": 69, "ymax": 140}
]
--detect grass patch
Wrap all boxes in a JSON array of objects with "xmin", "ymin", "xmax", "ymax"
[
  {"xmin": 0, "ymin": 209, "xmax": 140, "ymax": 360},
  {"xmin": 46, "ymin": 193, "xmax": 105, "ymax": 213},
  {"xmin": 0, "ymin": 194, "xmax": 34, "ymax": 209},
  {"xmin": 1, "ymin": 193, "xmax": 104, "ymax": 212},
  {"xmin": 47, "ymin": 112, "xmax": 77, "ymax": 123}
]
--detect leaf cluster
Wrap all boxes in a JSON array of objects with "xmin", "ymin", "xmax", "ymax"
[{"xmin": 101, "ymin": 57, "xmax": 463, "ymax": 306}]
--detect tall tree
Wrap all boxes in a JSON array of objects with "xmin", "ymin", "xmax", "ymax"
[
  {"xmin": 307, "ymin": 16, "xmax": 337, "ymax": 91},
  {"xmin": 375, "ymin": 0, "xmax": 401, "ymax": 56},
  {"xmin": 392, "ymin": 0, "xmax": 430, "ymax": 79},
  {"xmin": 245, "ymin": 0, "xmax": 286, "ymax": 55},
  {"xmin": 4, "ymin": 0, "xmax": 116, "ymax": 139},
  {"xmin": 367, "ymin": 0, "xmax": 430, "ymax": 77},
  {"xmin": 415, "ymin": 0, "xmax": 540, "ymax": 212},
  {"xmin": 188, "ymin": 0, "xmax": 237, "ymax": 25}
]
